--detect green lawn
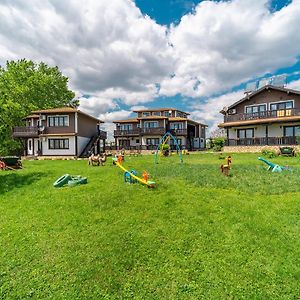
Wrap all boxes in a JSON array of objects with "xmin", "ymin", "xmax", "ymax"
[{"xmin": 1, "ymin": 153, "xmax": 300, "ymax": 299}]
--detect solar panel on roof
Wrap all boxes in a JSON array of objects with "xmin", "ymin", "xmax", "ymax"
[
  {"xmin": 258, "ymin": 78, "xmax": 271, "ymax": 88},
  {"xmin": 245, "ymin": 81, "xmax": 257, "ymax": 92},
  {"xmin": 272, "ymin": 75, "xmax": 287, "ymax": 87}
]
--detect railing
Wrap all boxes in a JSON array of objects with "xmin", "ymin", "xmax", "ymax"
[
  {"xmin": 226, "ymin": 136, "xmax": 297, "ymax": 146},
  {"xmin": 224, "ymin": 108, "xmax": 300, "ymax": 123},
  {"xmin": 114, "ymin": 129, "xmax": 141, "ymax": 136},
  {"xmin": 98, "ymin": 130, "xmax": 107, "ymax": 139},
  {"xmin": 169, "ymin": 129, "xmax": 188, "ymax": 135},
  {"xmin": 12, "ymin": 126, "xmax": 39, "ymax": 137},
  {"xmin": 141, "ymin": 127, "xmax": 166, "ymax": 135}
]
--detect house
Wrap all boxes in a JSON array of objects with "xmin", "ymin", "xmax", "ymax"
[
  {"xmin": 218, "ymin": 85, "xmax": 300, "ymax": 151},
  {"xmin": 113, "ymin": 108, "xmax": 207, "ymax": 150},
  {"xmin": 13, "ymin": 107, "xmax": 107, "ymax": 157}
]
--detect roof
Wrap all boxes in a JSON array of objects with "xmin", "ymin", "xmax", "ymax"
[
  {"xmin": 133, "ymin": 107, "xmax": 190, "ymax": 115},
  {"xmin": 137, "ymin": 116, "xmax": 168, "ymax": 120},
  {"xmin": 187, "ymin": 119, "xmax": 208, "ymax": 127},
  {"xmin": 31, "ymin": 107, "xmax": 103, "ymax": 123},
  {"xmin": 23, "ymin": 114, "xmax": 40, "ymax": 119},
  {"xmin": 226, "ymin": 85, "xmax": 300, "ymax": 111},
  {"xmin": 113, "ymin": 118, "xmax": 139, "ymax": 124},
  {"xmin": 218, "ymin": 115, "xmax": 300, "ymax": 128}
]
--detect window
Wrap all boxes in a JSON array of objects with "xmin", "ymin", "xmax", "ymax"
[
  {"xmin": 146, "ymin": 138, "xmax": 159, "ymax": 145},
  {"xmin": 144, "ymin": 121, "xmax": 158, "ymax": 128},
  {"xmin": 142, "ymin": 112, "xmax": 150, "ymax": 117},
  {"xmin": 164, "ymin": 111, "xmax": 171, "ymax": 117},
  {"xmin": 270, "ymin": 101, "xmax": 293, "ymax": 111},
  {"xmin": 28, "ymin": 139, "xmax": 32, "ymax": 151},
  {"xmin": 170, "ymin": 138, "xmax": 182, "ymax": 145},
  {"xmin": 237, "ymin": 128, "xmax": 254, "ymax": 139},
  {"xmin": 48, "ymin": 115, "xmax": 69, "ymax": 127},
  {"xmin": 284, "ymin": 126, "xmax": 300, "ymax": 137},
  {"xmin": 245, "ymin": 105, "xmax": 266, "ymax": 114},
  {"xmin": 170, "ymin": 122, "xmax": 184, "ymax": 130},
  {"xmin": 152, "ymin": 111, "xmax": 161, "ymax": 116},
  {"xmin": 48, "ymin": 139, "xmax": 69, "ymax": 149},
  {"xmin": 120, "ymin": 124, "xmax": 133, "ymax": 131},
  {"xmin": 136, "ymin": 139, "xmax": 140, "ymax": 143}
]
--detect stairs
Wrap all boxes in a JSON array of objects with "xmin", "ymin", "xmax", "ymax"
[{"xmin": 79, "ymin": 134, "xmax": 102, "ymax": 157}]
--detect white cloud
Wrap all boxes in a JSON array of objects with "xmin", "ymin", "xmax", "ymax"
[
  {"xmin": 163, "ymin": 0, "xmax": 300, "ymax": 97},
  {"xmin": 189, "ymin": 89, "xmax": 245, "ymax": 132},
  {"xmin": 1, "ymin": 0, "xmax": 300, "ymax": 137}
]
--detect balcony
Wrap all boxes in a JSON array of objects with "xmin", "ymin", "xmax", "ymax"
[
  {"xmin": 226, "ymin": 136, "xmax": 297, "ymax": 146},
  {"xmin": 141, "ymin": 127, "xmax": 166, "ymax": 135},
  {"xmin": 13, "ymin": 126, "xmax": 39, "ymax": 138},
  {"xmin": 114, "ymin": 129, "xmax": 141, "ymax": 137},
  {"xmin": 224, "ymin": 108, "xmax": 300, "ymax": 123},
  {"xmin": 169, "ymin": 129, "xmax": 188, "ymax": 136}
]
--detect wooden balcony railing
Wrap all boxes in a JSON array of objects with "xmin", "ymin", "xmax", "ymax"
[
  {"xmin": 141, "ymin": 127, "xmax": 166, "ymax": 135},
  {"xmin": 114, "ymin": 129, "xmax": 141, "ymax": 136},
  {"xmin": 98, "ymin": 130, "xmax": 107, "ymax": 139},
  {"xmin": 12, "ymin": 126, "xmax": 39, "ymax": 137},
  {"xmin": 226, "ymin": 136, "xmax": 297, "ymax": 146},
  {"xmin": 169, "ymin": 129, "xmax": 188, "ymax": 136},
  {"xmin": 224, "ymin": 108, "xmax": 300, "ymax": 123}
]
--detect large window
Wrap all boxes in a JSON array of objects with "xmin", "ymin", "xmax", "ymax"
[
  {"xmin": 146, "ymin": 138, "xmax": 159, "ymax": 145},
  {"xmin": 170, "ymin": 138, "xmax": 182, "ymax": 145},
  {"xmin": 284, "ymin": 126, "xmax": 300, "ymax": 137},
  {"xmin": 144, "ymin": 121, "xmax": 158, "ymax": 128},
  {"xmin": 142, "ymin": 112, "xmax": 150, "ymax": 117},
  {"xmin": 270, "ymin": 101, "xmax": 293, "ymax": 111},
  {"xmin": 237, "ymin": 128, "xmax": 254, "ymax": 139},
  {"xmin": 170, "ymin": 122, "xmax": 184, "ymax": 130},
  {"xmin": 245, "ymin": 105, "xmax": 266, "ymax": 114},
  {"xmin": 152, "ymin": 111, "xmax": 161, "ymax": 116},
  {"xmin": 48, "ymin": 139, "xmax": 69, "ymax": 149},
  {"xmin": 120, "ymin": 124, "xmax": 133, "ymax": 131},
  {"xmin": 48, "ymin": 116, "xmax": 69, "ymax": 127}
]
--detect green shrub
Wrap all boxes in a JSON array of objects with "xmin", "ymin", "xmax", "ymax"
[
  {"xmin": 160, "ymin": 144, "xmax": 170, "ymax": 151},
  {"xmin": 211, "ymin": 137, "xmax": 225, "ymax": 152},
  {"xmin": 261, "ymin": 148, "xmax": 278, "ymax": 158}
]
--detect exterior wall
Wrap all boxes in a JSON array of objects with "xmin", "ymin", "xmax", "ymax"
[
  {"xmin": 77, "ymin": 113, "xmax": 98, "ymax": 138},
  {"xmin": 141, "ymin": 119, "xmax": 165, "ymax": 127},
  {"xmin": 228, "ymin": 122, "xmax": 300, "ymax": 139},
  {"xmin": 77, "ymin": 136, "xmax": 90, "ymax": 155},
  {"xmin": 41, "ymin": 136, "xmax": 76, "ymax": 156},
  {"xmin": 231, "ymin": 89, "xmax": 300, "ymax": 114},
  {"xmin": 39, "ymin": 113, "xmax": 76, "ymax": 134},
  {"xmin": 116, "ymin": 122, "xmax": 139, "ymax": 130}
]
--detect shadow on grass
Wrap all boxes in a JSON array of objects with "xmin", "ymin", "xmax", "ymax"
[{"xmin": 0, "ymin": 171, "xmax": 45, "ymax": 195}]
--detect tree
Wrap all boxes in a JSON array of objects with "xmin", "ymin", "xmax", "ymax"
[{"xmin": 0, "ymin": 59, "xmax": 76, "ymax": 155}]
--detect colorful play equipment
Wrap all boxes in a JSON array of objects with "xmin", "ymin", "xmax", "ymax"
[
  {"xmin": 258, "ymin": 157, "xmax": 288, "ymax": 172},
  {"xmin": 115, "ymin": 159, "xmax": 156, "ymax": 188},
  {"xmin": 0, "ymin": 156, "xmax": 22, "ymax": 170},
  {"xmin": 53, "ymin": 174, "xmax": 88, "ymax": 187},
  {"xmin": 220, "ymin": 156, "xmax": 232, "ymax": 176},
  {"xmin": 154, "ymin": 132, "xmax": 183, "ymax": 164}
]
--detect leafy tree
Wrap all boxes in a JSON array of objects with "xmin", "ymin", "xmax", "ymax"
[{"xmin": 0, "ymin": 59, "xmax": 76, "ymax": 155}]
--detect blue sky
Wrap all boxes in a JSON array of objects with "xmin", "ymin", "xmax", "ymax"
[{"xmin": 0, "ymin": 0, "xmax": 300, "ymax": 137}]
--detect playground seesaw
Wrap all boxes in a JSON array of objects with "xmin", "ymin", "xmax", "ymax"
[
  {"xmin": 258, "ymin": 157, "xmax": 290, "ymax": 172},
  {"xmin": 114, "ymin": 160, "xmax": 156, "ymax": 188}
]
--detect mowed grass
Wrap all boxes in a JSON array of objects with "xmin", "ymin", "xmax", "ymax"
[{"xmin": 0, "ymin": 153, "xmax": 300, "ymax": 299}]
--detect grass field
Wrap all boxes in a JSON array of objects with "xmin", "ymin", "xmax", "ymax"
[{"xmin": 1, "ymin": 153, "xmax": 300, "ymax": 299}]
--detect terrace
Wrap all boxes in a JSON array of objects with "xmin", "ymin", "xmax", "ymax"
[
  {"xmin": 224, "ymin": 108, "xmax": 300, "ymax": 123},
  {"xmin": 226, "ymin": 136, "xmax": 297, "ymax": 146},
  {"xmin": 12, "ymin": 126, "xmax": 39, "ymax": 138}
]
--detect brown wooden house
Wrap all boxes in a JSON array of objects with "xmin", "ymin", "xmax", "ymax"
[
  {"xmin": 219, "ymin": 85, "xmax": 300, "ymax": 148},
  {"xmin": 113, "ymin": 108, "xmax": 207, "ymax": 150},
  {"xmin": 13, "ymin": 107, "xmax": 107, "ymax": 157}
]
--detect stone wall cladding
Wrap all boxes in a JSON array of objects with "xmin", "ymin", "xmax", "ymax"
[{"xmin": 223, "ymin": 145, "xmax": 300, "ymax": 153}]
